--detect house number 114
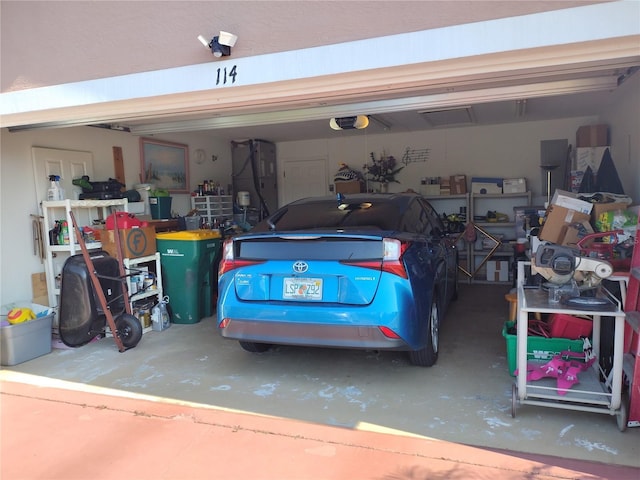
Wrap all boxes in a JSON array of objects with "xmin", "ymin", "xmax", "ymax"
[{"xmin": 216, "ymin": 66, "xmax": 237, "ymax": 85}]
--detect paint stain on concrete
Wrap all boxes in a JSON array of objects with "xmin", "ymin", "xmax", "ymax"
[
  {"xmin": 575, "ymin": 438, "xmax": 618, "ymax": 455},
  {"xmin": 180, "ymin": 378, "xmax": 201, "ymax": 386},
  {"xmin": 559, "ymin": 424, "xmax": 574, "ymax": 437},
  {"xmin": 484, "ymin": 417, "xmax": 511, "ymax": 429},
  {"xmin": 210, "ymin": 385, "xmax": 232, "ymax": 391},
  {"xmin": 254, "ymin": 383, "xmax": 278, "ymax": 397}
]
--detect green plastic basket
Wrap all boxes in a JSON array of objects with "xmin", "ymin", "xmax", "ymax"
[{"xmin": 502, "ymin": 321, "xmax": 585, "ymax": 376}]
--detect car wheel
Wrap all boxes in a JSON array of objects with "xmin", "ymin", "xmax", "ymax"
[
  {"xmin": 408, "ymin": 294, "xmax": 440, "ymax": 367},
  {"xmin": 239, "ymin": 341, "xmax": 271, "ymax": 353},
  {"xmin": 115, "ymin": 313, "xmax": 143, "ymax": 349}
]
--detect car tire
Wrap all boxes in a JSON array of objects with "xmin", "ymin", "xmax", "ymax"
[
  {"xmin": 408, "ymin": 294, "xmax": 440, "ymax": 367},
  {"xmin": 115, "ymin": 313, "xmax": 143, "ymax": 350},
  {"xmin": 239, "ymin": 341, "xmax": 271, "ymax": 353}
]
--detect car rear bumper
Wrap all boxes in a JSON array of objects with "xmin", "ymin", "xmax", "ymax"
[{"xmin": 219, "ymin": 319, "xmax": 409, "ymax": 350}]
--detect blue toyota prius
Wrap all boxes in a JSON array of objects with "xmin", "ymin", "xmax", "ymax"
[{"xmin": 217, "ymin": 192, "xmax": 459, "ymax": 366}]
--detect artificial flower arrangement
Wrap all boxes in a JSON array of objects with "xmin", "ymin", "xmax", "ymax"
[{"xmin": 363, "ymin": 152, "xmax": 404, "ymax": 184}]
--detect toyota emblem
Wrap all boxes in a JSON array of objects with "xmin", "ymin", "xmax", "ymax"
[{"xmin": 293, "ymin": 261, "xmax": 308, "ymax": 273}]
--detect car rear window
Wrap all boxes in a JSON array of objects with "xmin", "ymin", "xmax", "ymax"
[
  {"xmin": 238, "ymin": 237, "xmax": 383, "ymax": 260},
  {"xmin": 254, "ymin": 201, "xmax": 402, "ymax": 231}
]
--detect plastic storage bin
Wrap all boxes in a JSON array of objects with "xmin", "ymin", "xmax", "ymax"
[
  {"xmin": 156, "ymin": 230, "xmax": 222, "ymax": 324},
  {"xmin": 548, "ymin": 313, "xmax": 593, "ymax": 339},
  {"xmin": 149, "ymin": 196, "xmax": 172, "ymax": 219},
  {"xmin": 1, "ymin": 303, "xmax": 54, "ymax": 366},
  {"xmin": 502, "ymin": 321, "xmax": 584, "ymax": 376}
]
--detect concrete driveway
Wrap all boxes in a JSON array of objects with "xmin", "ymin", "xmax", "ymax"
[{"xmin": 2, "ymin": 284, "xmax": 639, "ymax": 472}]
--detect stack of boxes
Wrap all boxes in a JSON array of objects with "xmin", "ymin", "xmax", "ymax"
[
  {"xmin": 419, "ymin": 175, "xmax": 468, "ymax": 196},
  {"xmin": 538, "ymin": 190, "xmax": 593, "ymax": 246},
  {"xmin": 571, "ymin": 124, "xmax": 609, "ymax": 193}
]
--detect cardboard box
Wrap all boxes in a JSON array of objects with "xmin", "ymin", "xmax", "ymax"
[
  {"xmin": 486, "ymin": 260, "xmax": 509, "ymax": 282},
  {"xmin": 334, "ymin": 181, "xmax": 363, "ymax": 194},
  {"xmin": 539, "ymin": 204, "xmax": 591, "ymax": 244},
  {"xmin": 100, "ymin": 226, "xmax": 157, "ymax": 259},
  {"xmin": 503, "ymin": 178, "xmax": 527, "ymax": 194},
  {"xmin": 471, "ymin": 177, "xmax": 502, "ymax": 194},
  {"xmin": 561, "ymin": 220, "xmax": 594, "ymax": 247},
  {"xmin": 449, "ymin": 175, "xmax": 467, "ymax": 194},
  {"xmin": 590, "ymin": 202, "xmax": 628, "ymax": 222},
  {"xmin": 1, "ymin": 302, "xmax": 54, "ymax": 366},
  {"xmin": 576, "ymin": 124, "xmax": 609, "ymax": 147},
  {"xmin": 551, "ymin": 190, "xmax": 593, "ymax": 214},
  {"xmin": 439, "ymin": 178, "xmax": 450, "ymax": 195}
]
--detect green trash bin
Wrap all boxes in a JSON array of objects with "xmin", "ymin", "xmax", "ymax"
[{"xmin": 156, "ymin": 230, "xmax": 222, "ymax": 324}]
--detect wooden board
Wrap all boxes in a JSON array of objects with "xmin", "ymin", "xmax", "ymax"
[
  {"xmin": 113, "ymin": 146, "xmax": 125, "ymax": 188},
  {"xmin": 31, "ymin": 272, "xmax": 49, "ymax": 306}
]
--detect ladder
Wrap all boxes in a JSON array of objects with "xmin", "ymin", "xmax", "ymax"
[{"xmin": 623, "ymin": 215, "xmax": 640, "ymax": 427}]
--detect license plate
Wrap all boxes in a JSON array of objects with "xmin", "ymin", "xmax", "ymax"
[{"xmin": 283, "ymin": 277, "xmax": 323, "ymax": 300}]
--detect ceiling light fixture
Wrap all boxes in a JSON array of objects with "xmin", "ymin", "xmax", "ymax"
[
  {"xmin": 329, "ymin": 115, "xmax": 369, "ymax": 130},
  {"xmin": 198, "ymin": 31, "xmax": 238, "ymax": 57}
]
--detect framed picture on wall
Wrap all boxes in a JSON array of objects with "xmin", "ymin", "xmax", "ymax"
[{"xmin": 140, "ymin": 138, "xmax": 190, "ymax": 193}]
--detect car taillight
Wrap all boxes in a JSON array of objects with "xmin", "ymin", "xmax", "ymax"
[
  {"xmin": 378, "ymin": 326, "xmax": 401, "ymax": 339},
  {"xmin": 218, "ymin": 239, "xmax": 265, "ymax": 276},
  {"xmin": 340, "ymin": 238, "xmax": 409, "ymax": 279}
]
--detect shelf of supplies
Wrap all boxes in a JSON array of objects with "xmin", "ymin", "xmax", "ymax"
[
  {"xmin": 468, "ymin": 190, "xmax": 531, "ymax": 284},
  {"xmin": 42, "ymin": 199, "xmax": 129, "ymax": 327}
]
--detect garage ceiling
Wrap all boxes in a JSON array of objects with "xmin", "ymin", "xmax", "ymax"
[{"xmin": 120, "ymin": 70, "xmax": 634, "ymax": 143}]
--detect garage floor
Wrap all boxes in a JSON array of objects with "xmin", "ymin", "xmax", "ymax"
[{"xmin": 2, "ymin": 284, "xmax": 639, "ymax": 472}]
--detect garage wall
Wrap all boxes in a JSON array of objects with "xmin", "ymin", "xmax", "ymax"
[
  {"xmin": 0, "ymin": 127, "xmax": 231, "ymax": 305},
  {"xmin": 278, "ymin": 115, "xmax": 596, "ymax": 203},
  {"xmin": 602, "ymin": 70, "xmax": 640, "ymax": 200},
  {"xmin": 278, "ymin": 73, "xmax": 640, "ymax": 206}
]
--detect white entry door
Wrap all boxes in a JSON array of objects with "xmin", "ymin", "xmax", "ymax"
[
  {"xmin": 281, "ymin": 158, "xmax": 328, "ymax": 206},
  {"xmin": 32, "ymin": 147, "xmax": 94, "ymax": 209}
]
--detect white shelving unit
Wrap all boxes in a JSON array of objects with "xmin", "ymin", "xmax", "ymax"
[
  {"xmin": 424, "ymin": 193, "xmax": 471, "ymax": 276},
  {"xmin": 191, "ymin": 195, "xmax": 233, "ymax": 227},
  {"xmin": 42, "ymin": 199, "xmax": 129, "ymax": 322},
  {"xmin": 123, "ymin": 253, "xmax": 163, "ymax": 334},
  {"xmin": 469, "ymin": 191, "xmax": 531, "ymax": 283},
  {"xmin": 513, "ymin": 262, "xmax": 627, "ymax": 430}
]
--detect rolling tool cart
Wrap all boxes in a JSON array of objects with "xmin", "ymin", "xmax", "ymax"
[
  {"xmin": 511, "ymin": 261, "xmax": 627, "ymax": 430},
  {"xmin": 58, "ymin": 212, "xmax": 142, "ymax": 351}
]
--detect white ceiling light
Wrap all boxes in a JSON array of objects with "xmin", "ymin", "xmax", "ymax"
[{"xmin": 329, "ymin": 115, "xmax": 369, "ymax": 130}]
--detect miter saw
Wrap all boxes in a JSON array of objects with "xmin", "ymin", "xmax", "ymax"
[{"xmin": 532, "ymin": 242, "xmax": 614, "ymax": 290}]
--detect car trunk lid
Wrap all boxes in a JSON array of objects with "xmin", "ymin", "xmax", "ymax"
[{"xmin": 229, "ymin": 233, "xmax": 388, "ymax": 305}]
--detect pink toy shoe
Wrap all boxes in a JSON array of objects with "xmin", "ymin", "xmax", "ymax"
[
  {"xmin": 527, "ymin": 355, "xmax": 566, "ymax": 382},
  {"xmin": 557, "ymin": 363, "xmax": 581, "ymax": 395}
]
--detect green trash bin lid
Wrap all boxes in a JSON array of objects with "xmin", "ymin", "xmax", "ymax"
[{"xmin": 156, "ymin": 230, "xmax": 221, "ymax": 241}]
